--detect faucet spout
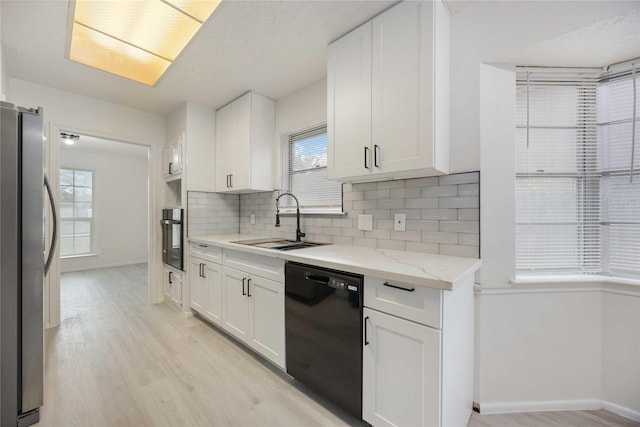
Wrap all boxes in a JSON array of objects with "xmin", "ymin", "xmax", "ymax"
[{"xmin": 275, "ymin": 192, "xmax": 306, "ymax": 242}]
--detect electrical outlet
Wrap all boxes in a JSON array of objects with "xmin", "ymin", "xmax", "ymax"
[
  {"xmin": 358, "ymin": 214, "xmax": 373, "ymax": 231},
  {"xmin": 250, "ymin": 214, "xmax": 256, "ymax": 225},
  {"xmin": 394, "ymin": 213, "xmax": 406, "ymax": 231}
]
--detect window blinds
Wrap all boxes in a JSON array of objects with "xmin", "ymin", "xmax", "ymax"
[
  {"xmin": 516, "ymin": 65, "xmax": 640, "ymax": 279},
  {"xmin": 515, "ymin": 69, "xmax": 601, "ymax": 274},
  {"xmin": 284, "ymin": 125, "xmax": 342, "ymax": 210},
  {"xmin": 598, "ymin": 65, "xmax": 640, "ymax": 277}
]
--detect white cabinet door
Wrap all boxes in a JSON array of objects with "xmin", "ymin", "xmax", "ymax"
[
  {"xmin": 203, "ymin": 261, "xmax": 223, "ymax": 326},
  {"xmin": 363, "ymin": 307, "xmax": 441, "ymax": 427},
  {"xmin": 230, "ymin": 92, "xmax": 251, "ymax": 191},
  {"xmin": 372, "ymin": 1, "xmax": 435, "ymax": 175},
  {"xmin": 189, "ymin": 258, "xmax": 207, "ymax": 313},
  {"xmin": 327, "ymin": 21, "xmax": 372, "ymax": 180},
  {"xmin": 163, "ymin": 267, "xmax": 172, "ymax": 299},
  {"xmin": 170, "ymin": 140, "xmax": 183, "ymax": 176},
  {"xmin": 215, "ymin": 103, "xmax": 233, "ymax": 192},
  {"xmin": 222, "ymin": 267, "xmax": 250, "ymax": 341},
  {"xmin": 248, "ymin": 275, "xmax": 285, "ymax": 368},
  {"xmin": 170, "ymin": 270, "xmax": 183, "ymax": 307}
]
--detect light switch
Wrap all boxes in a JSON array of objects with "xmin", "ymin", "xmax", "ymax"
[
  {"xmin": 358, "ymin": 214, "xmax": 373, "ymax": 231},
  {"xmin": 394, "ymin": 213, "xmax": 406, "ymax": 231}
]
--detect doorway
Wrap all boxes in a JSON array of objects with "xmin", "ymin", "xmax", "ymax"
[{"xmin": 57, "ymin": 132, "xmax": 150, "ymax": 321}]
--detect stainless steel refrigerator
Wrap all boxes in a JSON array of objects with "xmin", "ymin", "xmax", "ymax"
[{"xmin": 1, "ymin": 101, "xmax": 57, "ymax": 427}]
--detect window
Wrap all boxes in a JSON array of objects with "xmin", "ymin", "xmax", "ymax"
[
  {"xmin": 60, "ymin": 168, "xmax": 94, "ymax": 257},
  {"xmin": 282, "ymin": 124, "xmax": 342, "ymax": 212},
  {"xmin": 515, "ymin": 65, "xmax": 639, "ymax": 279}
]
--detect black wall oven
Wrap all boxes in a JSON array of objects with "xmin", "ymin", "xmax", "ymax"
[{"xmin": 161, "ymin": 208, "xmax": 184, "ymax": 271}]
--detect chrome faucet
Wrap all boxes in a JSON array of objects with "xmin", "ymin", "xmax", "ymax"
[{"xmin": 275, "ymin": 192, "xmax": 305, "ymax": 242}]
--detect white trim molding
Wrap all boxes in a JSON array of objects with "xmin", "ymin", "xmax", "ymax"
[
  {"xmin": 479, "ymin": 399, "xmax": 640, "ymax": 422},
  {"xmin": 475, "ymin": 279, "xmax": 640, "ymax": 297}
]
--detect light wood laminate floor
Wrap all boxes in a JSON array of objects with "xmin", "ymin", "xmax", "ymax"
[{"xmin": 41, "ymin": 265, "xmax": 638, "ymax": 427}]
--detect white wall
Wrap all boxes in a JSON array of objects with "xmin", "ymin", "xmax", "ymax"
[
  {"xmin": 59, "ymin": 146, "xmax": 148, "ymax": 273},
  {"xmin": 471, "ymin": 2, "xmax": 640, "ymax": 419},
  {"xmin": 272, "ymin": 78, "xmax": 327, "ymax": 188},
  {"xmin": 8, "ymin": 78, "xmax": 166, "ymax": 328}
]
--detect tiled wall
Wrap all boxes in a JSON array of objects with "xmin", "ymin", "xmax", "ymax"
[
  {"xmin": 239, "ymin": 172, "xmax": 480, "ymax": 258},
  {"xmin": 187, "ymin": 191, "xmax": 240, "ymax": 236}
]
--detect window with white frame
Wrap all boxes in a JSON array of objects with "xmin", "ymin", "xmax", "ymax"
[
  {"xmin": 281, "ymin": 124, "xmax": 342, "ymax": 212},
  {"xmin": 59, "ymin": 168, "xmax": 94, "ymax": 257},
  {"xmin": 515, "ymin": 64, "xmax": 639, "ymax": 279}
]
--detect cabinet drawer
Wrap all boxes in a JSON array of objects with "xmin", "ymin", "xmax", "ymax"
[
  {"xmin": 190, "ymin": 242, "xmax": 222, "ymax": 264},
  {"xmin": 364, "ymin": 276, "xmax": 441, "ymax": 329},
  {"xmin": 223, "ymin": 249, "xmax": 284, "ymax": 283}
]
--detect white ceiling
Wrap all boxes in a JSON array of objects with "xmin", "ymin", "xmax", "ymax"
[{"xmin": 1, "ymin": 0, "xmax": 398, "ymax": 115}]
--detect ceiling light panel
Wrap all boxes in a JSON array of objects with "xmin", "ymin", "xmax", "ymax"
[
  {"xmin": 69, "ymin": 0, "xmax": 221, "ymax": 85},
  {"xmin": 162, "ymin": 0, "xmax": 222, "ymax": 23},
  {"xmin": 74, "ymin": 0, "xmax": 200, "ymax": 61},
  {"xmin": 70, "ymin": 23, "xmax": 172, "ymax": 86}
]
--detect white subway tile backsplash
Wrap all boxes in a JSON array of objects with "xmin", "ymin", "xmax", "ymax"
[
  {"xmin": 439, "ymin": 243, "xmax": 479, "ymax": 258},
  {"xmin": 458, "ymin": 208, "xmax": 480, "ymax": 221},
  {"xmin": 439, "ymin": 221, "xmax": 480, "ymax": 233},
  {"xmin": 405, "ymin": 176, "xmax": 439, "ymax": 187},
  {"xmin": 405, "ymin": 220, "xmax": 438, "ymax": 232},
  {"xmin": 439, "ymin": 171, "xmax": 480, "ymax": 185},
  {"xmin": 421, "ymin": 208, "xmax": 458, "ymax": 220},
  {"xmin": 406, "ymin": 198, "xmax": 438, "ymax": 209},
  {"xmin": 458, "ymin": 183, "xmax": 480, "ymax": 196},
  {"xmin": 439, "ymin": 196, "xmax": 479, "ymax": 209},
  {"xmin": 237, "ymin": 172, "xmax": 480, "ymax": 258},
  {"xmin": 188, "ymin": 191, "xmax": 240, "ymax": 237},
  {"xmin": 405, "ymin": 241, "xmax": 439, "ymax": 254},
  {"xmin": 422, "ymin": 231, "xmax": 458, "ymax": 244},
  {"xmin": 377, "ymin": 239, "xmax": 406, "ymax": 251},
  {"xmin": 422, "ymin": 185, "xmax": 457, "ymax": 198}
]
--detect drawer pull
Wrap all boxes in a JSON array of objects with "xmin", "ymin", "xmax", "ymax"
[
  {"xmin": 198, "ymin": 244, "xmax": 208, "ymax": 248},
  {"xmin": 383, "ymin": 282, "xmax": 415, "ymax": 292}
]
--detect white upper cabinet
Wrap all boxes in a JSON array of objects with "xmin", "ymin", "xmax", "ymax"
[
  {"xmin": 165, "ymin": 102, "xmax": 216, "ymax": 192},
  {"xmin": 163, "ymin": 136, "xmax": 183, "ymax": 181},
  {"xmin": 327, "ymin": 21, "xmax": 372, "ymax": 180},
  {"xmin": 215, "ymin": 92, "xmax": 275, "ymax": 193},
  {"xmin": 328, "ymin": 0, "xmax": 450, "ymax": 182}
]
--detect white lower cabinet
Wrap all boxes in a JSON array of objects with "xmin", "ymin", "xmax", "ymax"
[
  {"xmin": 222, "ymin": 266, "xmax": 285, "ymax": 369},
  {"xmin": 363, "ymin": 307, "xmax": 441, "ymax": 427},
  {"xmin": 362, "ymin": 275, "xmax": 475, "ymax": 427},
  {"xmin": 190, "ymin": 257, "xmax": 223, "ymax": 326},
  {"xmin": 163, "ymin": 267, "xmax": 183, "ymax": 308}
]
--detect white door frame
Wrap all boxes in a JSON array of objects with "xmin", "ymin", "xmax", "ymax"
[{"xmin": 46, "ymin": 122, "xmax": 162, "ymax": 328}]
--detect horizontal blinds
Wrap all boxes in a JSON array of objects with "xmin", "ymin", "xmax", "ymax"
[
  {"xmin": 515, "ymin": 69, "xmax": 601, "ymax": 273},
  {"xmin": 285, "ymin": 125, "xmax": 342, "ymax": 209},
  {"xmin": 598, "ymin": 65, "xmax": 640, "ymax": 277}
]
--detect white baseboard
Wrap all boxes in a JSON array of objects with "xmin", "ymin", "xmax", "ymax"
[
  {"xmin": 479, "ymin": 399, "xmax": 601, "ymax": 415},
  {"xmin": 602, "ymin": 400, "xmax": 640, "ymax": 422},
  {"xmin": 60, "ymin": 260, "xmax": 148, "ymax": 273},
  {"xmin": 479, "ymin": 399, "xmax": 639, "ymax": 422}
]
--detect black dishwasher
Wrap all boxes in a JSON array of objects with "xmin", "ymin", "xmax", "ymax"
[{"xmin": 285, "ymin": 261, "xmax": 363, "ymax": 419}]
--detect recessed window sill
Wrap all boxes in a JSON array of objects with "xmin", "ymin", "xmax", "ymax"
[
  {"xmin": 61, "ymin": 253, "xmax": 98, "ymax": 260},
  {"xmin": 511, "ymin": 274, "xmax": 640, "ymax": 287}
]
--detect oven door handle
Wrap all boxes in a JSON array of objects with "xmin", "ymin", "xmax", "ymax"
[{"xmin": 161, "ymin": 219, "xmax": 182, "ymax": 225}]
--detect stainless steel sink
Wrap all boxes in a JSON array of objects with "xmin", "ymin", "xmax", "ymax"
[{"xmin": 232, "ymin": 238, "xmax": 329, "ymax": 251}]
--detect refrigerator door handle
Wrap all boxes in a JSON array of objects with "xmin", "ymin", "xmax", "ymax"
[{"xmin": 44, "ymin": 175, "xmax": 57, "ymax": 276}]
